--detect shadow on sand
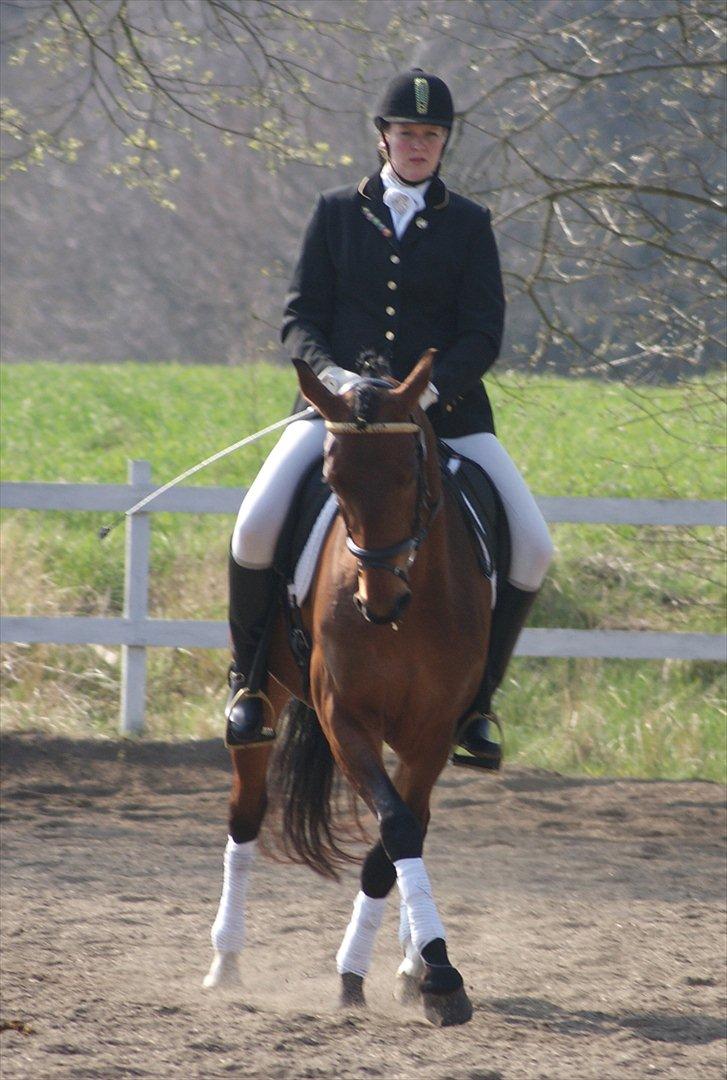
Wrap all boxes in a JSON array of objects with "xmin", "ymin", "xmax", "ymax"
[{"xmin": 488, "ymin": 996, "xmax": 725, "ymax": 1045}]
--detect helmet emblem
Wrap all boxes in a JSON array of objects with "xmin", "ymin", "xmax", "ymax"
[{"xmin": 413, "ymin": 77, "xmax": 429, "ymax": 115}]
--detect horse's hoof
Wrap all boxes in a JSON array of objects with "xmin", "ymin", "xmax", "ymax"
[
  {"xmin": 339, "ymin": 972, "xmax": 366, "ymax": 1008},
  {"xmin": 202, "ymin": 951, "xmax": 241, "ymax": 989},
  {"xmin": 394, "ymin": 971, "xmax": 422, "ymax": 1005},
  {"xmin": 422, "ymin": 985, "xmax": 473, "ymax": 1027}
]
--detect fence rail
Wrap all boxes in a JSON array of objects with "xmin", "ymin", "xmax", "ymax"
[{"xmin": 1, "ymin": 461, "xmax": 724, "ymax": 734}]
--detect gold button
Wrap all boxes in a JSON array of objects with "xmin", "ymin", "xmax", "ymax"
[
  {"xmin": 390, "ymin": 254, "xmax": 400, "ymax": 264},
  {"xmin": 385, "ymin": 330, "xmax": 395, "ymax": 341},
  {"xmin": 386, "ymin": 306, "xmax": 395, "ymax": 316},
  {"xmin": 387, "ymin": 280, "xmax": 397, "ymax": 290}
]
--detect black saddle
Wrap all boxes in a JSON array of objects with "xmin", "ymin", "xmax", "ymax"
[{"xmin": 437, "ymin": 440, "xmax": 511, "ymax": 592}]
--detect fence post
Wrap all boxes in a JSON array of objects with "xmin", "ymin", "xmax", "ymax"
[{"xmin": 120, "ymin": 460, "xmax": 151, "ymax": 735}]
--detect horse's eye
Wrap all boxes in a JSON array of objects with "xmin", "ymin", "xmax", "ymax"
[{"xmin": 323, "ymin": 457, "xmax": 346, "ymax": 491}]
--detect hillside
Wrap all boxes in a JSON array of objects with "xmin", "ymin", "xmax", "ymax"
[{"xmin": 1, "ymin": 1, "xmax": 723, "ymax": 380}]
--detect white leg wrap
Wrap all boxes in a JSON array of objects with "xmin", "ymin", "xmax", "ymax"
[
  {"xmin": 395, "ymin": 858, "xmax": 446, "ymax": 955},
  {"xmin": 335, "ymin": 891, "xmax": 387, "ymax": 977},
  {"xmin": 398, "ymin": 896, "xmax": 411, "ymax": 950},
  {"xmin": 397, "ymin": 896, "xmax": 424, "ymax": 978},
  {"xmin": 210, "ymin": 836, "xmax": 256, "ymax": 954}
]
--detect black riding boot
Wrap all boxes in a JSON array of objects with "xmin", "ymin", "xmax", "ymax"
[
  {"xmin": 452, "ymin": 582, "xmax": 540, "ymax": 771},
  {"xmin": 225, "ymin": 554, "xmax": 277, "ymax": 749}
]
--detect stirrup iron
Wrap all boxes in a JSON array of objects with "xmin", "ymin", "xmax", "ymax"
[
  {"xmin": 451, "ymin": 712, "xmax": 504, "ymax": 772},
  {"xmin": 224, "ymin": 687, "xmax": 276, "ymax": 749}
]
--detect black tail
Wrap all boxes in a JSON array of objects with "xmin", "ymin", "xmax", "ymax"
[{"xmin": 265, "ymin": 698, "xmax": 365, "ymax": 880}]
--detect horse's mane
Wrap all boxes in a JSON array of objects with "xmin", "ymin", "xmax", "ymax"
[{"xmin": 356, "ymin": 350, "xmax": 392, "ymax": 379}]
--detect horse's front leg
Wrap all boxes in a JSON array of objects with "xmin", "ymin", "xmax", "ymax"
[
  {"xmin": 336, "ymin": 840, "xmax": 393, "ymax": 1007},
  {"xmin": 336, "ymin": 838, "xmax": 424, "ymax": 1008},
  {"xmin": 332, "ymin": 723, "xmax": 472, "ymax": 1026},
  {"xmin": 203, "ymin": 739, "xmax": 274, "ymax": 990},
  {"xmin": 337, "ymin": 764, "xmax": 427, "ymax": 1006}
]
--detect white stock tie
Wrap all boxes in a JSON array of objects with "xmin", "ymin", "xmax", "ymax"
[
  {"xmin": 384, "ymin": 188, "xmax": 413, "ymax": 218},
  {"xmin": 383, "ymin": 187, "xmax": 421, "ymax": 239}
]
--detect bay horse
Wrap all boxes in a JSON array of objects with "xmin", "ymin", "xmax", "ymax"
[{"xmin": 204, "ymin": 349, "xmax": 491, "ymax": 1026}]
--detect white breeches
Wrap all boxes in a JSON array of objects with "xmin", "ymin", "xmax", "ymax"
[
  {"xmin": 231, "ymin": 420, "xmax": 553, "ymax": 592},
  {"xmin": 231, "ymin": 418, "xmax": 327, "ymax": 570}
]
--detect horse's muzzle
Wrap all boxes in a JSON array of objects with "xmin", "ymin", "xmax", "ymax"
[{"xmin": 353, "ymin": 589, "xmax": 412, "ymax": 628}]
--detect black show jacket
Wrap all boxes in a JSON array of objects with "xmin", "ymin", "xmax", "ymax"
[{"xmin": 282, "ymin": 170, "xmax": 505, "ymax": 438}]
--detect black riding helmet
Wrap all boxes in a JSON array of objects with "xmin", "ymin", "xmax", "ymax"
[
  {"xmin": 374, "ymin": 68, "xmax": 454, "ymax": 130},
  {"xmin": 374, "ymin": 69, "xmax": 454, "ymax": 184}
]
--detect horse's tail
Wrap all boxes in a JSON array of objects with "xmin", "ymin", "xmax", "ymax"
[{"xmin": 265, "ymin": 698, "xmax": 365, "ymax": 880}]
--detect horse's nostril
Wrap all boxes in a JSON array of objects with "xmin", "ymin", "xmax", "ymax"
[
  {"xmin": 392, "ymin": 591, "xmax": 412, "ymax": 621},
  {"xmin": 353, "ymin": 589, "xmax": 411, "ymax": 627}
]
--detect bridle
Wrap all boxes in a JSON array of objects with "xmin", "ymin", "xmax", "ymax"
[{"xmin": 324, "ymin": 413, "xmax": 442, "ymax": 625}]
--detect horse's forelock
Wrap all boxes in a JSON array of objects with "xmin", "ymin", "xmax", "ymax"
[{"xmin": 353, "ymin": 380, "xmax": 388, "ymax": 424}]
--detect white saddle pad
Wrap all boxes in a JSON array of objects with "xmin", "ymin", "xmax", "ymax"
[{"xmin": 289, "ymin": 494, "xmax": 338, "ymax": 607}]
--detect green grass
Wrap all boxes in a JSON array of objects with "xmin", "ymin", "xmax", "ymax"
[
  {"xmin": 1, "ymin": 362, "xmax": 725, "ymax": 781},
  {"xmin": 2, "ymin": 362, "xmax": 723, "ymax": 494}
]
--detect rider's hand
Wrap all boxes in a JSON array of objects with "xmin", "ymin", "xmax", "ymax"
[
  {"xmin": 319, "ymin": 366, "xmax": 360, "ymax": 394},
  {"xmin": 321, "ymin": 366, "xmax": 437, "ymax": 409}
]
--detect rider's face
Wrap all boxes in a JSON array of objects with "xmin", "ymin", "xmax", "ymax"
[{"xmin": 385, "ymin": 123, "xmax": 448, "ymax": 183}]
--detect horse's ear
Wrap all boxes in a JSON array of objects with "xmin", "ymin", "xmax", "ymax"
[
  {"xmin": 293, "ymin": 359, "xmax": 347, "ymax": 421},
  {"xmin": 390, "ymin": 348, "xmax": 436, "ymax": 410}
]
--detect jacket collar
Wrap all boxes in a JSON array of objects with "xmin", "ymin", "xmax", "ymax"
[{"xmin": 358, "ymin": 170, "xmax": 449, "ymax": 210}]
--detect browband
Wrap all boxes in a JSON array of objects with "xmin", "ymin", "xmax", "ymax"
[{"xmin": 325, "ymin": 421, "xmax": 419, "ymax": 434}]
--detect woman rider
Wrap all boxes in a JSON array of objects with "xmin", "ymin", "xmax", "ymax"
[{"xmin": 225, "ymin": 68, "xmax": 553, "ymax": 770}]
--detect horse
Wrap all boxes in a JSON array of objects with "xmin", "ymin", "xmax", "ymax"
[{"xmin": 203, "ymin": 349, "xmax": 492, "ymax": 1027}]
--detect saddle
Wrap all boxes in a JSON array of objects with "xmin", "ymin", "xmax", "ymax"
[
  {"xmin": 437, "ymin": 440, "xmax": 510, "ymax": 605},
  {"xmin": 272, "ymin": 447, "xmax": 511, "ymax": 690}
]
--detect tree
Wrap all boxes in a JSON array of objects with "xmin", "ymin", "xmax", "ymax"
[{"xmin": 2, "ymin": 0, "xmax": 725, "ymax": 386}]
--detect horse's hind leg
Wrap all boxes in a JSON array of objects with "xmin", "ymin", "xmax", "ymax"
[
  {"xmin": 203, "ymin": 742, "xmax": 273, "ymax": 989},
  {"xmin": 203, "ymin": 683, "xmax": 289, "ymax": 990},
  {"xmin": 394, "ymin": 893, "xmax": 426, "ymax": 1004}
]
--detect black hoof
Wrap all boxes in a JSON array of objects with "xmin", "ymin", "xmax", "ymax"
[
  {"xmin": 339, "ymin": 972, "xmax": 366, "ymax": 1008},
  {"xmin": 422, "ymin": 985, "xmax": 473, "ymax": 1027}
]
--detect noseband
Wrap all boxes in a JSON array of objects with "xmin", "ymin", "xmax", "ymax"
[{"xmin": 324, "ymin": 417, "xmax": 442, "ymax": 624}]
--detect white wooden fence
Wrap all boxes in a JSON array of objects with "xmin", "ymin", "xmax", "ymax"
[{"xmin": 1, "ymin": 459, "xmax": 724, "ymax": 734}]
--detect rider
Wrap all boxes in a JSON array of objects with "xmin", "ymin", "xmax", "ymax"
[{"xmin": 225, "ymin": 68, "xmax": 553, "ymax": 769}]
